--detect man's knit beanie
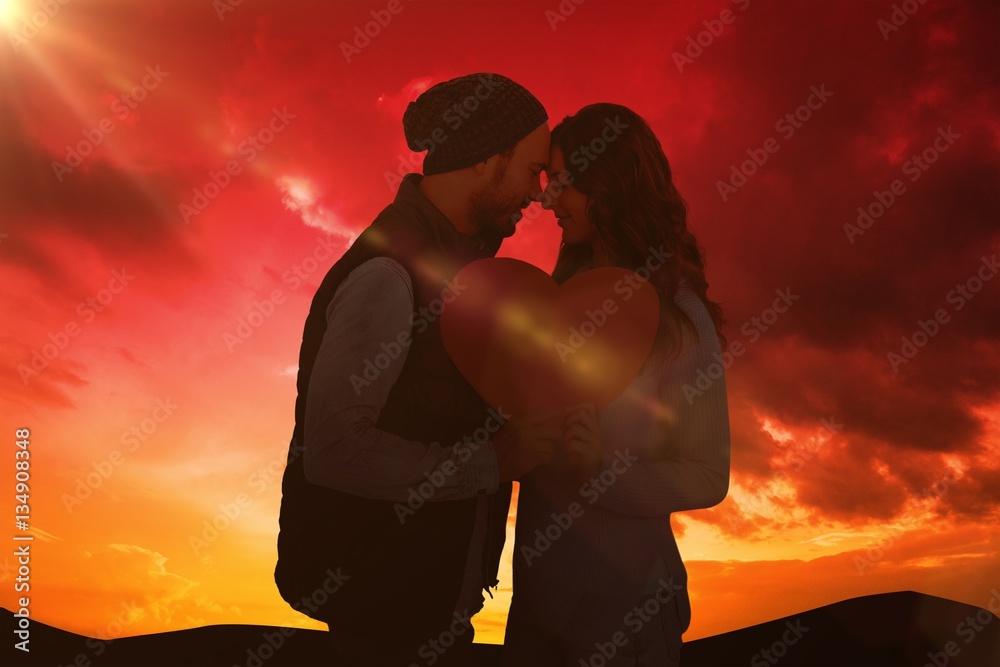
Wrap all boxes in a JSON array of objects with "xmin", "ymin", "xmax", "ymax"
[{"xmin": 402, "ymin": 73, "xmax": 547, "ymax": 175}]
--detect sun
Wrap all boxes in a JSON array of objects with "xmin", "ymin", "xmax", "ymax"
[{"xmin": 0, "ymin": 0, "xmax": 22, "ymax": 30}]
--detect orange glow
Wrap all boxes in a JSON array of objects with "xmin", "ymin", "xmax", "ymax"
[{"xmin": 1, "ymin": 0, "xmax": 998, "ymax": 650}]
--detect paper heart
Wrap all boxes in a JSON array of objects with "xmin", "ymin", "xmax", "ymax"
[{"xmin": 441, "ymin": 258, "xmax": 660, "ymax": 418}]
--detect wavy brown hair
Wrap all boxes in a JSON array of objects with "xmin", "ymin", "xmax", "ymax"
[{"xmin": 550, "ymin": 103, "xmax": 726, "ymax": 358}]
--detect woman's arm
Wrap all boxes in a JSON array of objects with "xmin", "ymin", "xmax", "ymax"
[{"xmin": 587, "ymin": 289, "xmax": 731, "ymax": 516}]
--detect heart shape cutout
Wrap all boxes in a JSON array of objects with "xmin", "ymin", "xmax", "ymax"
[{"xmin": 441, "ymin": 258, "xmax": 660, "ymax": 418}]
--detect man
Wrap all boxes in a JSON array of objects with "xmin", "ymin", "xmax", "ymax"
[{"xmin": 275, "ymin": 73, "xmax": 558, "ymax": 666}]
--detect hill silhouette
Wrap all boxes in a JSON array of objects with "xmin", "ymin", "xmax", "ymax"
[{"xmin": 3, "ymin": 590, "xmax": 998, "ymax": 666}]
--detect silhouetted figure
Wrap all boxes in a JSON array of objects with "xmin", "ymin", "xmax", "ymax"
[
  {"xmin": 275, "ymin": 73, "xmax": 552, "ymax": 666},
  {"xmin": 503, "ymin": 104, "xmax": 731, "ymax": 667}
]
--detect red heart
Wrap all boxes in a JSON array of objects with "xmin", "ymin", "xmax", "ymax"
[{"xmin": 441, "ymin": 258, "xmax": 660, "ymax": 418}]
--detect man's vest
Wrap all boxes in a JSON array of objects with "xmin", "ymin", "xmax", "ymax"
[{"xmin": 275, "ymin": 174, "xmax": 512, "ymax": 629}]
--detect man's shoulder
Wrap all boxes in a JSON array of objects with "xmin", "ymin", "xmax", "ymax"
[
  {"xmin": 329, "ymin": 207, "xmax": 426, "ymax": 281},
  {"xmin": 332, "ymin": 204, "xmax": 429, "ymax": 285},
  {"xmin": 365, "ymin": 202, "xmax": 432, "ymax": 255},
  {"xmin": 343, "ymin": 257, "xmax": 412, "ymax": 294},
  {"xmin": 325, "ymin": 257, "xmax": 414, "ymax": 323}
]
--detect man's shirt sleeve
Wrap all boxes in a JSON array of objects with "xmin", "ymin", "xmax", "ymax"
[{"xmin": 303, "ymin": 257, "xmax": 499, "ymax": 501}]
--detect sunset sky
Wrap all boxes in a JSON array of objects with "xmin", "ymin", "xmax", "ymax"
[{"xmin": 1, "ymin": 0, "xmax": 998, "ymax": 650}]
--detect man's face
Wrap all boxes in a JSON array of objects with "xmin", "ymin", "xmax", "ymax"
[{"xmin": 469, "ymin": 124, "xmax": 551, "ymax": 239}]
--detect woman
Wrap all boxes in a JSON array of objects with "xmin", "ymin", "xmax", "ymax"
[{"xmin": 503, "ymin": 103, "xmax": 731, "ymax": 666}]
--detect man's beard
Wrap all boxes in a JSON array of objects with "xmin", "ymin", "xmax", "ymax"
[{"xmin": 468, "ymin": 165, "xmax": 525, "ymax": 241}]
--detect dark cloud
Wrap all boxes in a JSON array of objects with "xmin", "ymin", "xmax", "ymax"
[
  {"xmin": 0, "ymin": 95, "xmax": 206, "ymax": 289},
  {"xmin": 0, "ymin": 0, "xmax": 996, "ymax": 533}
]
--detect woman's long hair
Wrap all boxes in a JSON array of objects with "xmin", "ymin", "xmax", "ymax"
[{"xmin": 550, "ymin": 103, "xmax": 726, "ymax": 358}]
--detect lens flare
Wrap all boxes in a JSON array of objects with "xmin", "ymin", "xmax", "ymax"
[{"xmin": 0, "ymin": 0, "xmax": 20, "ymax": 29}]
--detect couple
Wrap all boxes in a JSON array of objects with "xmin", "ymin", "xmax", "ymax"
[{"xmin": 274, "ymin": 72, "xmax": 731, "ymax": 666}]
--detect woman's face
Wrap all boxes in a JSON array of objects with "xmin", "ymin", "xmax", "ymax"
[{"xmin": 542, "ymin": 146, "xmax": 596, "ymax": 246}]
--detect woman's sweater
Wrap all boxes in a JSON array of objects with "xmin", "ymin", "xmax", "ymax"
[{"xmin": 511, "ymin": 281, "xmax": 731, "ymax": 637}]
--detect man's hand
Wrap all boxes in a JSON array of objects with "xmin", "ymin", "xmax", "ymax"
[{"xmin": 493, "ymin": 409, "xmax": 564, "ymax": 482}]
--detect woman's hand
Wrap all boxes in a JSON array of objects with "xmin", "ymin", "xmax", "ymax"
[
  {"xmin": 564, "ymin": 402, "xmax": 602, "ymax": 484},
  {"xmin": 494, "ymin": 408, "xmax": 564, "ymax": 482}
]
